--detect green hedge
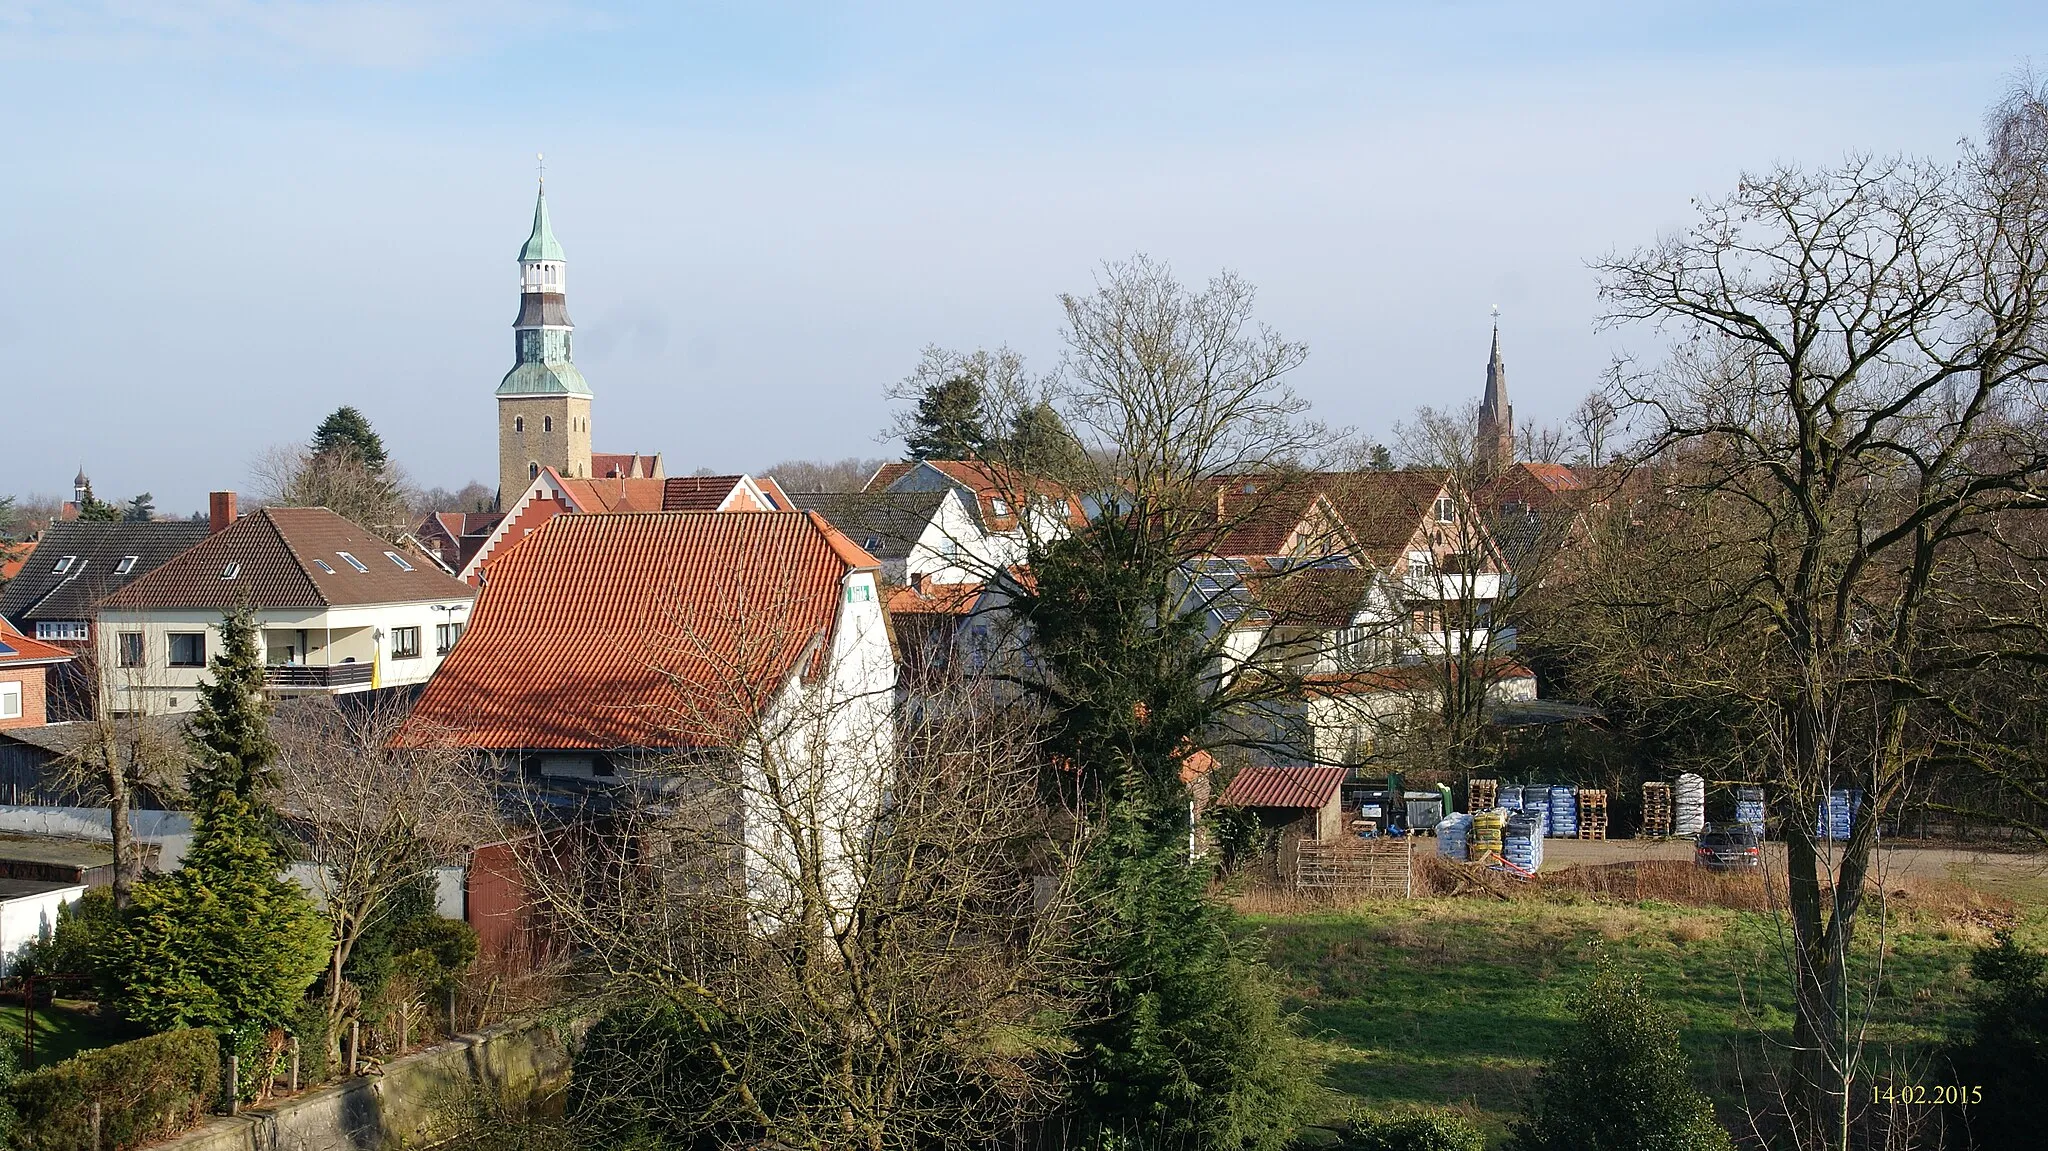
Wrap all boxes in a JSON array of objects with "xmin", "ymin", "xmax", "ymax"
[{"xmin": 6, "ymin": 1028, "xmax": 221, "ymax": 1151}]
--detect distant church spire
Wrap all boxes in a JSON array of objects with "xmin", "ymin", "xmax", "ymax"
[
  {"xmin": 496, "ymin": 172, "xmax": 593, "ymax": 506},
  {"xmin": 1476, "ymin": 311, "xmax": 1514, "ymax": 475}
]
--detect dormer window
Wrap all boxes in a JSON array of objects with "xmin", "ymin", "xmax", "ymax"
[
  {"xmin": 51, "ymin": 556, "xmax": 75, "ymax": 574},
  {"xmin": 114, "ymin": 555, "xmax": 139, "ymax": 575},
  {"xmin": 989, "ymin": 498, "xmax": 1011, "ymax": 517},
  {"xmin": 337, "ymin": 552, "xmax": 370, "ymax": 573}
]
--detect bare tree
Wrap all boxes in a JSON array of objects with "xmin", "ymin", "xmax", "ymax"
[
  {"xmin": 505, "ymin": 583, "xmax": 1081, "ymax": 1151},
  {"xmin": 760, "ymin": 456, "xmax": 894, "ymax": 494},
  {"xmin": 1580, "ymin": 93, "xmax": 2048, "ymax": 1146},
  {"xmin": 49, "ymin": 643, "xmax": 191, "ymax": 906},
  {"xmin": 272, "ymin": 695, "xmax": 496, "ymax": 1039},
  {"xmin": 250, "ymin": 442, "xmax": 415, "ymax": 541}
]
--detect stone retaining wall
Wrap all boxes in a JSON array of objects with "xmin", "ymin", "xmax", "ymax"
[{"xmin": 148, "ymin": 1016, "xmax": 575, "ymax": 1151}]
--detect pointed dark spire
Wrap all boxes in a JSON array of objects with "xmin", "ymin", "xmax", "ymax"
[{"xmin": 1476, "ymin": 316, "xmax": 1513, "ymax": 475}]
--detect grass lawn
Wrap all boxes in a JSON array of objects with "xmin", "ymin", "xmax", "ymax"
[
  {"xmin": 0, "ymin": 999, "xmax": 139, "ymax": 1069},
  {"xmin": 1247, "ymin": 870, "xmax": 2045, "ymax": 1143}
]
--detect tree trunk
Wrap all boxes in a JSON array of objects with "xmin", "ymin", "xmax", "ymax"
[{"xmin": 102, "ymin": 742, "xmax": 136, "ymax": 909}]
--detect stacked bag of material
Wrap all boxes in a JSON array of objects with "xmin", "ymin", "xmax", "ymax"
[
  {"xmin": 1518, "ymin": 786, "xmax": 1551, "ymax": 837},
  {"xmin": 1813, "ymin": 788, "xmax": 1862, "ymax": 841},
  {"xmin": 1469, "ymin": 808, "xmax": 1507, "ymax": 864},
  {"xmin": 1736, "ymin": 786, "xmax": 1766, "ymax": 838},
  {"xmin": 1436, "ymin": 813, "xmax": 1473, "ymax": 862},
  {"xmin": 1675, "ymin": 772, "xmax": 1708, "ymax": 836},
  {"xmin": 1499, "ymin": 785, "xmax": 1524, "ymax": 812},
  {"xmin": 1502, "ymin": 811, "xmax": 1546, "ymax": 876},
  {"xmin": 1548, "ymin": 785, "xmax": 1579, "ymax": 837}
]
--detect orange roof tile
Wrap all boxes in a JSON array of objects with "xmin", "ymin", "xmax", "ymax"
[
  {"xmin": 0, "ymin": 617, "xmax": 72, "ymax": 666},
  {"xmin": 1218, "ymin": 766, "xmax": 1346, "ymax": 809},
  {"xmin": 884, "ymin": 581, "xmax": 983, "ymax": 616},
  {"xmin": 557, "ymin": 476, "xmax": 669, "ymax": 513},
  {"xmin": 405, "ymin": 512, "xmax": 866, "ymax": 751}
]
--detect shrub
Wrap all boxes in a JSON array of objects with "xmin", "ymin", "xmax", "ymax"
[
  {"xmin": 12, "ymin": 889, "xmax": 118, "ymax": 990},
  {"xmin": 1336, "ymin": 1106, "xmax": 1485, "ymax": 1151},
  {"xmin": 5, "ymin": 1028, "xmax": 220, "ymax": 1151},
  {"xmin": 1509, "ymin": 964, "xmax": 1733, "ymax": 1151},
  {"xmin": 1943, "ymin": 929, "xmax": 2047, "ymax": 1149},
  {"xmin": 289, "ymin": 995, "xmax": 332, "ymax": 1086}
]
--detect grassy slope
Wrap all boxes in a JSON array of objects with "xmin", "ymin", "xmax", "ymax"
[
  {"xmin": 0, "ymin": 1000, "xmax": 138, "ymax": 1069},
  {"xmin": 1251, "ymin": 885, "xmax": 2044, "ymax": 1140}
]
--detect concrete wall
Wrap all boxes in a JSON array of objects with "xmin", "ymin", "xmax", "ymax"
[{"xmin": 150, "ymin": 1015, "xmax": 579, "ymax": 1151}]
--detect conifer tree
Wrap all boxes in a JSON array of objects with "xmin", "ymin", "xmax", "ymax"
[
  {"xmin": 1001, "ymin": 401, "xmax": 1085, "ymax": 475},
  {"xmin": 186, "ymin": 604, "xmax": 279, "ymax": 803},
  {"xmin": 122, "ymin": 491, "xmax": 155, "ymax": 521},
  {"xmin": 106, "ymin": 790, "xmax": 331, "ymax": 1085},
  {"xmin": 905, "ymin": 373, "xmax": 990, "ymax": 460},
  {"xmin": 74, "ymin": 479, "xmax": 120, "ymax": 522},
  {"xmin": 312, "ymin": 405, "xmax": 390, "ymax": 472}
]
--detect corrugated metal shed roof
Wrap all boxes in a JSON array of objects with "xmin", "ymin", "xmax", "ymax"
[{"xmin": 1217, "ymin": 765, "xmax": 1347, "ymax": 810}]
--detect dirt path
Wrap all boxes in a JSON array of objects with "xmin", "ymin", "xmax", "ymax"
[{"xmin": 1541, "ymin": 837, "xmax": 2048, "ymax": 902}]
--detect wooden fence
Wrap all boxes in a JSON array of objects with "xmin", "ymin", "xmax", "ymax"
[{"xmin": 1292, "ymin": 837, "xmax": 1412, "ymax": 897}]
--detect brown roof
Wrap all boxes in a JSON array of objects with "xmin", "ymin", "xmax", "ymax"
[
  {"xmin": 556, "ymin": 475, "xmax": 669, "ymax": 513},
  {"xmin": 404, "ymin": 512, "xmax": 874, "ymax": 751},
  {"xmin": 1319, "ymin": 470, "xmax": 1451, "ymax": 567},
  {"xmin": 100, "ymin": 507, "xmax": 476, "ymax": 611},
  {"xmin": 869, "ymin": 459, "xmax": 1086, "ymax": 529},
  {"xmin": 1206, "ymin": 480, "xmax": 1356, "ymax": 560},
  {"xmin": 663, "ymin": 475, "xmax": 752, "ymax": 512},
  {"xmin": 592, "ymin": 452, "xmax": 663, "ymax": 480},
  {"xmin": 1218, "ymin": 766, "xmax": 1347, "ymax": 810},
  {"xmin": 884, "ymin": 581, "xmax": 982, "ymax": 617}
]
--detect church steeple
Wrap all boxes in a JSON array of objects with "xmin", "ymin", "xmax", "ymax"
[
  {"xmin": 1476, "ymin": 317, "xmax": 1514, "ymax": 476},
  {"xmin": 497, "ymin": 172, "xmax": 593, "ymax": 505}
]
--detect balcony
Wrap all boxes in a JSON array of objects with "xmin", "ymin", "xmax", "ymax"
[{"xmin": 264, "ymin": 663, "xmax": 373, "ymax": 690}]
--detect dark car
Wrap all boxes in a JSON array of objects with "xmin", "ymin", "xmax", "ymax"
[{"xmin": 1694, "ymin": 825, "xmax": 1763, "ymax": 871}]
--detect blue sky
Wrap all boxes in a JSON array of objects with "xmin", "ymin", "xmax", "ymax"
[{"xmin": 2, "ymin": 1, "xmax": 2041, "ymax": 511}]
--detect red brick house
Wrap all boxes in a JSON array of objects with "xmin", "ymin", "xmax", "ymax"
[{"xmin": 0, "ymin": 619, "xmax": 70, "ymax": 730}]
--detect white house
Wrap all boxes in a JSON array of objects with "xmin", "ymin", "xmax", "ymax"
[{"xmin": 94, "ymin": 504, "xmax": 478, "ymax": 716}]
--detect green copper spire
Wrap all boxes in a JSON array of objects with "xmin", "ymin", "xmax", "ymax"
[{"xmin": 519, "ymin": 183, "xmax": 565, "ymax": 263}]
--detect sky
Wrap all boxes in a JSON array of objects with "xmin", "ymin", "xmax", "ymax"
[{"xmin": 2, "ymin": 1, "xmax": 2043, "ymax": 513}]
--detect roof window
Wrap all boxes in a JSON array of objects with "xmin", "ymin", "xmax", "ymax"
[
  {"xmin": 863, "ymin": 536, "xmax": 880, "ymax": 551},
  {"xmin": 989, "ymin": 498, "xmax": 1011, "ymax": 516},
  {"xmin": 336, "ymin": 552, "xmax": 369, "ymax": 572},
  {"xmin": 51, "ymin": 555, "xmax": 75, "ymax": 574},
  {"xmin": 114, "ymin": 555, "xmax": 139, "ymax": 575},
  {"xmin": 384, "ymin": 551, "xmax": 415, "ymax": 572},
  {"xmin": 220, "ymin": 563, "xmax": 240, "ymax": 580},
  {"xmin": 313, "ymin": 559, "xmax": 335, "ymax": 573}
]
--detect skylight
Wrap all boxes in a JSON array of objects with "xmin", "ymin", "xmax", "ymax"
[
  {"xmin": 220, "ymin": 563, "xmax": 240, "ymax": 580},
  {"xmin": 384, "ymin": 551, "xmax": 415, "ymax": 572},
  {"xmin": 51, "ymin": 556, "xmax": 74, "ymax": 574},
  {"xmin": 313, "ymin": 559, "xmax": 335, "ymax": 573},
  {"xmin": 336, "ymin": 552, "xmax": 369, "ymax": 572},
  {"xmin": 114, "ymin": 555, "xmax": 138, "ymax": 575}
]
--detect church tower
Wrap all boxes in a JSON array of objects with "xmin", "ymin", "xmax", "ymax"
[
  {"xmin": 1475, "ymin": 321, "xmax": 1514, "ymax": 476},
  {"xmin": 497, "ymin": 178, "xmax": 593, "ymax": 505}
]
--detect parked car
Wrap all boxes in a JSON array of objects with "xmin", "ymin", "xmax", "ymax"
[{"xmin": 1694, "ymin": 824, "xmax": 1763, "ymax": 871}]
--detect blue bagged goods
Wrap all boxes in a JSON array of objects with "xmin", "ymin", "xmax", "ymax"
[
  {"xmin": 1518, "ymin": 787, "xmax": 1551, "ymax": 836},
  {"xmin": 1499, "ymin": 785, "xmax": 1523, "ymax": 811},
  {"xmin": 1501, "ymin": 811, "xmax": 1545, "ymax": 875},
  {"xmin": 1436, "ymin": 813, "xmax": 1473, "ymax": 862},
  {"xmin": 1548, "ymin": 785, "xmax": 1579, "ymax": 837},
  {"xmin": 1813, "ymin": 788, "xmax": 1862, "ymax": 841},
  {"xmin": 1735, "ymin": 786, "xmax": 1766, "ymax": 837}
]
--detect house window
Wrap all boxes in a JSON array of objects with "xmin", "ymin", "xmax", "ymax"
[
  {"xmin": 337, "ymin": 552, "xmax": 370, "ymax": 572},
  {"xmin": 1407, "ymin": 555, "xmax": 1430, "ymax": 581},
  {"xmin": 514, "ymin": 416, "xmax": 525, "ymax": 432},
  {"xmin": 435, "ymin": 621, "xmax": 464, "ymax": 654},
  {"xmin": 220, "ymin": 563, "xmax": 240, "ymax": 580},
  {"xmin": 168, "ymin": 632, "xmax": 205, "ymax": 667},
  {"xmin": 529, "ymin": 462, "xmax": 540, "ymax": 481},
  {"xmin": 0, "ymin": 681, "xmax": 20, "ymax": 721},
  {"xmin": 845, "ymin": 584, "xmax": 874, "ymax": 603},
  {"xmin": 36, "ymin": 621, "xmax": 90, "ymax": 642},
  {"xmin": 384, "ymin": 551, "xmax": 415, "ymax": 572},
  {"xmin": 1434, "ymin": 496, "xmax": 1456, "ymax": 524},
  {"xmin": 118, "ymin": 632, "xmax": 144, "ymax": 668},
  {"xmin": 989, "ymin": 498, "xmax": 1011, "ymax": 516},
  {"xmin": 114, "ymin": 555, "xmax": 139, "ymax": 575},
  {"xmin": 51, "ymin": 555, "xmax": 75, "ymax": 574},
  {"xmin": 391, "ymin": 626, "xmax": 422, "ymax": 659}
]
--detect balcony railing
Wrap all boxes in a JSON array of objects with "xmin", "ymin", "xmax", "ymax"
[{"xmin": 264, "ymin": 663, "xmax": 373, "ymax": 690}]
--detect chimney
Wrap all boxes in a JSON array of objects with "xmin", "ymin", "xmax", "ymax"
[{"xmin": 208, "ymin": 491, "xmax": 238, "ymax": 535}]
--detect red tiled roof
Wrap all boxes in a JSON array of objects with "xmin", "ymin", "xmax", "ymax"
[
  {"xmin": 592, "ymin": 452, "xmax": 663, "ymax": 480},
  {"xmin": 404, "ymin": 512, "xmax": 869, "ymax": 751},
  {"xmin": 662, "ymin": 475, "xmax": 751, "ymax": 512},
  {"xmin": 868, "ymin": 459, "xmax": 1086, "ymax": 529},
  {"xmin": 885, "ymin": 581, "xmax": 982, "ymax": 616},
  {"xmin": 0, "ymin": 617, "xmax": 72, "ymax": 666},
  {"xmin": 1206, "ymin": 480, "xmax": 1355, "ymax": 560},
  {"xmin": 557, "ymin": 476, "xmax": 669, "ymax": 513},
  {"xmin": 1319, "ymin": 470, "xmax": 1451, "ymax": 568},
  {"xmin": 1520, "ymin": 462, "xmax": 1585, "ymax": 493},
  {"xmin": 864, "ymin": 462, "xmax": 917, "ymax": 492},
  {"xmin": 1218, "ymin": 766, "xmax": 1346, "ymax": 810},
  {"xmin": 100, "ymin": 507, "xmax": 476, "ymax": 611}
]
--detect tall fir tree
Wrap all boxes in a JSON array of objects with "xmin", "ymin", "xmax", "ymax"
[
  {"xmin": 123, "ymin": 491, "xmax": 155, "ymax": 521},
  {"xmin": 905, "ymin": 374, "xmax": 990, "ymax": 460},
  {"xmin": 1001, "ymin": 401, "xmax": 1085, "ymax": 475},
  {"xmin": 74, "ymin": 479, "xmax": 120, "ymax": 522},
  {"xmin": 106, "ymin": 790, "xmax": 331, "ymax": 1081},
  {"xmin": 312, "ymin": 405, "xmax": 390, "ymax": 472},
  {"xmin": 186, "ymin": 604, "xmax": 279, "ymax": 803}
]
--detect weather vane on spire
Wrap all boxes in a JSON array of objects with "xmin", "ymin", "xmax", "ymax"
[
  {"xmin": 537, "ymin": 151, "xmax": 545, "ymax": 188},
  {"xmin": 1491, "ymin": 304, "xmax": 1501, "ymax": 328}
]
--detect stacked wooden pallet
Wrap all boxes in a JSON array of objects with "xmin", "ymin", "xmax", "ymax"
[
  {"xmin": 1641, "ymin": 781, "xmax": 1674, "ymax": 837},
  {"xmin": 1469, "ymin": 778, "xmax": 1499, "ymax": 811},
  {"xmin": 1576, "ymin": 789, "xmax": 1609, "ymax": 839}
]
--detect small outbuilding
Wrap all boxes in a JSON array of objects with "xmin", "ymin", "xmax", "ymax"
[{"xmin": 1217, "ymin": 766, "xmax": 1349, "ymax": 844}]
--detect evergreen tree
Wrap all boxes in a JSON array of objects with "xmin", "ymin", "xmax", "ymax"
[
  {"xmin": 1509, "ymin": 965, "xmax": 1733, "ymax": 1151},
  {"xmin": 74, "ymin": 480, "xmax": 119, "ymax": 522},
  {"xmin": 905, "ymin": 373, "xmax": 990, "ymax": 460},
  {"xmin": 1001, "ymin": 401, "xmax": 1085, "ymax": 475},
  {"xmin": 122, "ymin": 491, "xmax": 155, "ymax": 522},
  {"xmin": 1943, "ymin": 930, "xmax": 2048, "ymax": 1149},
  {"xmin": 105, "ymin": 790, "xmax": 331, "ymax": 1082},
  {"xmin": 186, "ymin": 604, "xmax": 279, "ymax": 803},
  {"xmin": 312, "ymin": 405, "xmax": 390, "ymax": 472}
]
